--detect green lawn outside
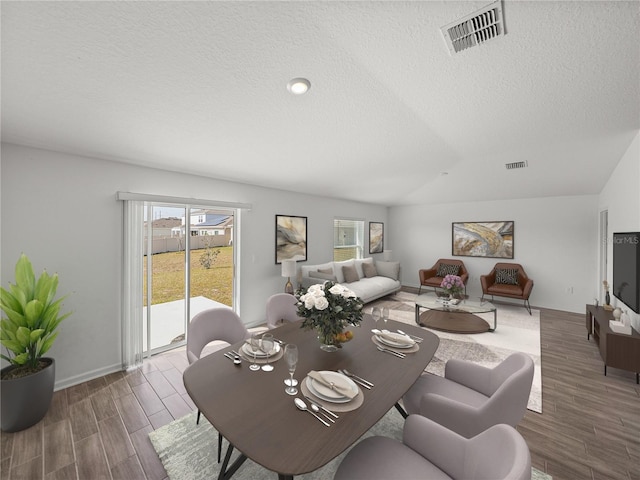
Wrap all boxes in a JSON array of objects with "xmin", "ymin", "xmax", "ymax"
[
  {"xmin": 143, "ymin": 246, "xmax": 233, "ymax": 307},
  {"xmin": 144, "ymin": 246, "xmax": 364, "ymax": 308}
]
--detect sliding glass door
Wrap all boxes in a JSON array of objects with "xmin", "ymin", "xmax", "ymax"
[{"xmin": 142, "ymin": 203, "xmax": 235, "ymax": 356}]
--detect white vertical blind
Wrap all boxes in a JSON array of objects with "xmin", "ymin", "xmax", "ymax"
[{"xmin": 122, "ymin": 200, "xmax": 144, "ymax": 370}]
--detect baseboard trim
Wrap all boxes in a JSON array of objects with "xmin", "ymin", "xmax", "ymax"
[{"xmin": 54, "ymin": 362, "xmax": 123, "ymax": 391}]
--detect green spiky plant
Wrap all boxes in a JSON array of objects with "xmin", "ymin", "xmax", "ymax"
[{"xmin": 1, "ymin": 254, "xmax": 71, "ymax": 379}]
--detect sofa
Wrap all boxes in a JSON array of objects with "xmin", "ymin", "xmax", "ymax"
[{"xmin": 300, "ymin": 258, "xmax": 401, "ymax": 303}]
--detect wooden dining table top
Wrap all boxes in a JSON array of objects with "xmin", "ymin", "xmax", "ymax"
[{"xmin": 182, "ymin": 315, "xmax": 439, "ymax": 478}]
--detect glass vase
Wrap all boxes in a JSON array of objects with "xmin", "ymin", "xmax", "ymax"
[{"xmin": 317, "ymin": 329, "xmax": 341, "ymax": 352}]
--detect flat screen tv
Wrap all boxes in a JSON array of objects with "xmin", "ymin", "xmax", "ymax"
[{"xmin": 612, "ymin": 232, "xmax": 640, "ymax": 314}]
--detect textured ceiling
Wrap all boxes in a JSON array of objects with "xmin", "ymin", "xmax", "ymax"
[{"xmin": 1, "ymin": 1, "xmax": 639, "ymax": 206}]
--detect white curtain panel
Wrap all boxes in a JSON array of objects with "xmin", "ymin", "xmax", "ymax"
[{"xmin": 122, "ymin": 199, "xmax": 144, "ymax": 371}]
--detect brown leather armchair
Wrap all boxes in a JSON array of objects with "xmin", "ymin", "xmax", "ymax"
[
  {"xmin": 418, "ymin": 259, "xmax": 469, "ymax": 295},
  {"xmin": 481, "ymin": 263, "xmax": 534, "ymax": 314}
]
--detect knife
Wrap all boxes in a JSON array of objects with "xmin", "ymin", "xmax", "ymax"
[{"xmin": 339, "ymin": 370, "xmax": 374, "ymax": 388}]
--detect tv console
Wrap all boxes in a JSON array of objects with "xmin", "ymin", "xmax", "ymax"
[{"xmin": 586, "ymin": 304, "xmax": 640, "ymax": 384}]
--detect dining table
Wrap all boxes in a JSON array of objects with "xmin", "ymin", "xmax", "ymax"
[{"xmin": 182, "ymin": 315, "xmax": 439, "ymax": 480}]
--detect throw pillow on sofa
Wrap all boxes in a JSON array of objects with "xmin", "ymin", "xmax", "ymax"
[
  {"xmin": 333, "ymin": 259, "xmax": 356, "ymax": 283},
  {"xmin": 354, "ymin": 258, "xmax": 374, "ymax": 278},
  {"xmin": 376, "ymin": 261, "xmax": 400, "ymax": 280},
  {"xmin": 309, "ymin": 271, "xmax": 337, "ymax": 282},
  {"xmin": 342, "ymin": 265, "xmax": 360, "ymax": 283},
  {"xmin": 362, "ymin": 262, "xmax": 378, "ymax": 278}
]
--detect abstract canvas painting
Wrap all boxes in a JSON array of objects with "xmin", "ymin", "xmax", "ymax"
[
  {"xmin": 275, "ymin": 215, "xmax": 307, "ymax": 263},
  {"xmin": 369, "ymin": 222, "xmax": 384, "ymax": 254},
  {"xmin": 452, "ymin": 221, "xmax": 514, "ymax": 258}
]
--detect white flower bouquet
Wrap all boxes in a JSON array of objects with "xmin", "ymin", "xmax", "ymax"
[{"xmin": 296, "ymin": 281, "xmax": 364, "ymax": 347}]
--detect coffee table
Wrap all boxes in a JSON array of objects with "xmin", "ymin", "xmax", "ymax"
[{"xmin": 415, "ymin": 292, "xmax": 497, "ymax": 333}]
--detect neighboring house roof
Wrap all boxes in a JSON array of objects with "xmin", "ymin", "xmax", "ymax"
[
  {"xmin": 147, "ymin": 218, "xmax": 182, "ymax": 229},
  {"xmin": 194, "ymin": 215, "xmax": 233, "ymax": 227}
]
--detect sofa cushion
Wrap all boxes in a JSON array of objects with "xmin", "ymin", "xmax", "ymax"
[
  {"xmin": 318, "ymin": 267, "xmax": 334, "ymax": 275},
  {"xmin": 495, "ymin": 268, "xmax": 519, "ymax": 285},
  {"xmin": 342, "ymin": 265, "xmax": 360, "ymax": 283},
  {"xmin": 437, "ymin": 263, "xmax": 460, "ymax": 277},
  {"xmin": 362, "ymin": 262, "xmax": 378, "ymax": 278},
  {"xmin": 333, "ymin": 259, "xmax": 355, "ymax": 283},
  {"xmin": 300, "ymin": 262, "xmax": 333, "ymax": 278},
  {"xmin": 309, "ymin": 271, "xmax": 337, "ymax": 282},
  {"xmin": 376, "ymin": 261, "xmax": 400, "ymax": 280},
  {"xmin": 347, "ymin": 276, "xmax": 400, "ymax": 303}
]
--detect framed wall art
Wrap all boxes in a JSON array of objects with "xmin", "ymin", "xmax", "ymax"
[
  {"xmin": 275, "ymin": 215, "xmax": 307, "ymax": 263},
  {"xmin": 369, "ymin": 222, "xmax": 384, "ymax": 254},
  {"xmin": 452, "ymin": 221, "xmax": 514, "ymax": 259}
]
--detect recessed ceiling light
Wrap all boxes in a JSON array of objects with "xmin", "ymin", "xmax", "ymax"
[{"xmin": 287, "ymin": 78, "xmax": 311, "ymax": 95}]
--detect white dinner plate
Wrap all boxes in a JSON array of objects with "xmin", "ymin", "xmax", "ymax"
[
  {"xmin": 376, "ymin": 332, "xmax": 415, "ymax": 349},
  {"xmin": 306, "ymin": 371, "xmax": 358, "ymax": 404},
  {"xmin": 241, "ymin": 342, "xmax": 280, "ymax": 358}
]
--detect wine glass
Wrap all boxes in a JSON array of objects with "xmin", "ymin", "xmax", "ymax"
[
  {"xmin": 248, "ymin": 333, "xmax": 261, "ymax": 371},
  {"xmin": 284, "ymin": 345, "xmax": 299, "ymax": 388},
  {"xmin": 284, "ymin": 344, "xmax": 298, "ymax": 395},
  {"xmin": 371, "ymin": 306, "xmax": 381, "ymax": 325},
  {"xmin": 382, "ymin": 307, "xmax": 390, "ymax": 325},
  {"xmin": 261, "ymin": 333, "xmax": 275, "ymax": 372}
]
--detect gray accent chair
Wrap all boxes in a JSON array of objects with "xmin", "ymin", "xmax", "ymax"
[
  {"xmin": 334, "ymin": 415, "xmax": 531, "ymax": 480},
  {"xmin": 401, "ymin": 352, "xmax": 534, "ymax": 438},
  {"xmin": 266, "ymin": 293, "xmax": 302, "ymax": 328},
  {"xmin": 185, "ymin": 307, "xmax": 250, "ymax": 462}
]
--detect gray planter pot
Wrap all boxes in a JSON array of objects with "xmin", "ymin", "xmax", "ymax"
[{"xmin": 1, "ymin": 358, "xmax": 55, "ymax": 433}]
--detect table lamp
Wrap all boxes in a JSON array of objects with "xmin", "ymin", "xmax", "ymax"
[{"xmin": 281, "ymin": 259, "xmax": 296, "ymax": 294}]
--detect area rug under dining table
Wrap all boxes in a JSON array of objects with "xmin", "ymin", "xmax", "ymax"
[
  {"xmin": 150, "ymin": 408, "xmax": 551, "ymax": 480},
  {"xmin": 150, "ymin": 291, "xmax": 545, "ymax": 479}
]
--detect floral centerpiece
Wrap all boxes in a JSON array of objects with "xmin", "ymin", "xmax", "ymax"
[
  {"xmin": 440, "ymin": 274, "xmax": 464, "ymax": 299},
  {"xmin": 296, "ymin": 281, "xmax": 364, "ymax": 351}
]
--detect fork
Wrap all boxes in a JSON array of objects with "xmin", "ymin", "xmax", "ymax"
[
  {"xmin": 376, "ymin": 346, "xmax": 406, "ymax": 358},
  {"xmin": 338, "ymin": 369, "xmax": 373, "ymax": 389}
]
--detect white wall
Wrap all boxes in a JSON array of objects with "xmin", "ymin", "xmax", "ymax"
[
  {"xmin": 599, "ymin": 131, "xmax": 640, "ymax": 330},
  {"xmin": 0, "ymin": 143, "xmax": 388, "ymax": 389},
  {"xmin": 389, "ymin": 196, "xmax": 598, "ymax": 314},
  {"xmin": 3, "ymin": 133, "xmax": 637, "ymax": 389}
]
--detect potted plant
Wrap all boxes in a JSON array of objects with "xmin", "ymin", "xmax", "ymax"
[{"xmin": 1, "ymin": 254, "xmax": 71, "ymax": 432}]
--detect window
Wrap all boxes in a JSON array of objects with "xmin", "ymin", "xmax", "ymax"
[{"xmin": 333, "ymin": 219, "xmax": 364, "ymax": 261}]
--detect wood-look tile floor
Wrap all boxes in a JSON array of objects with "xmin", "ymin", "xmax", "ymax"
[{"xmin": 1, "ymin": 303, "xmax": 639, "ymax": 480}]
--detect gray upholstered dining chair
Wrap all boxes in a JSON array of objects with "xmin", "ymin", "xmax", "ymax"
[
  {"xmin": 334, "ymin": 414, "xmax": 531, "ymax": 480},
  {"xmin": 400, "ymin": 352, "xmax": 534, "ymax": 438},
  {"xmin": 185, "ymin": 307, "xmax": 250, "ymax": 462},
  {"xmin": 266, "ymin": 292, "xmax": 302, "ymax": 329}
]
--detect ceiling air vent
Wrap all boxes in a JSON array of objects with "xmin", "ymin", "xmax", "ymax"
[
  {"xmin": 441, "ymin": 0, "xmax": 505, "ymax": 55},
  {"xmin": 505, "ymin": 161, "xmax": 528, "ymax": 170}
]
